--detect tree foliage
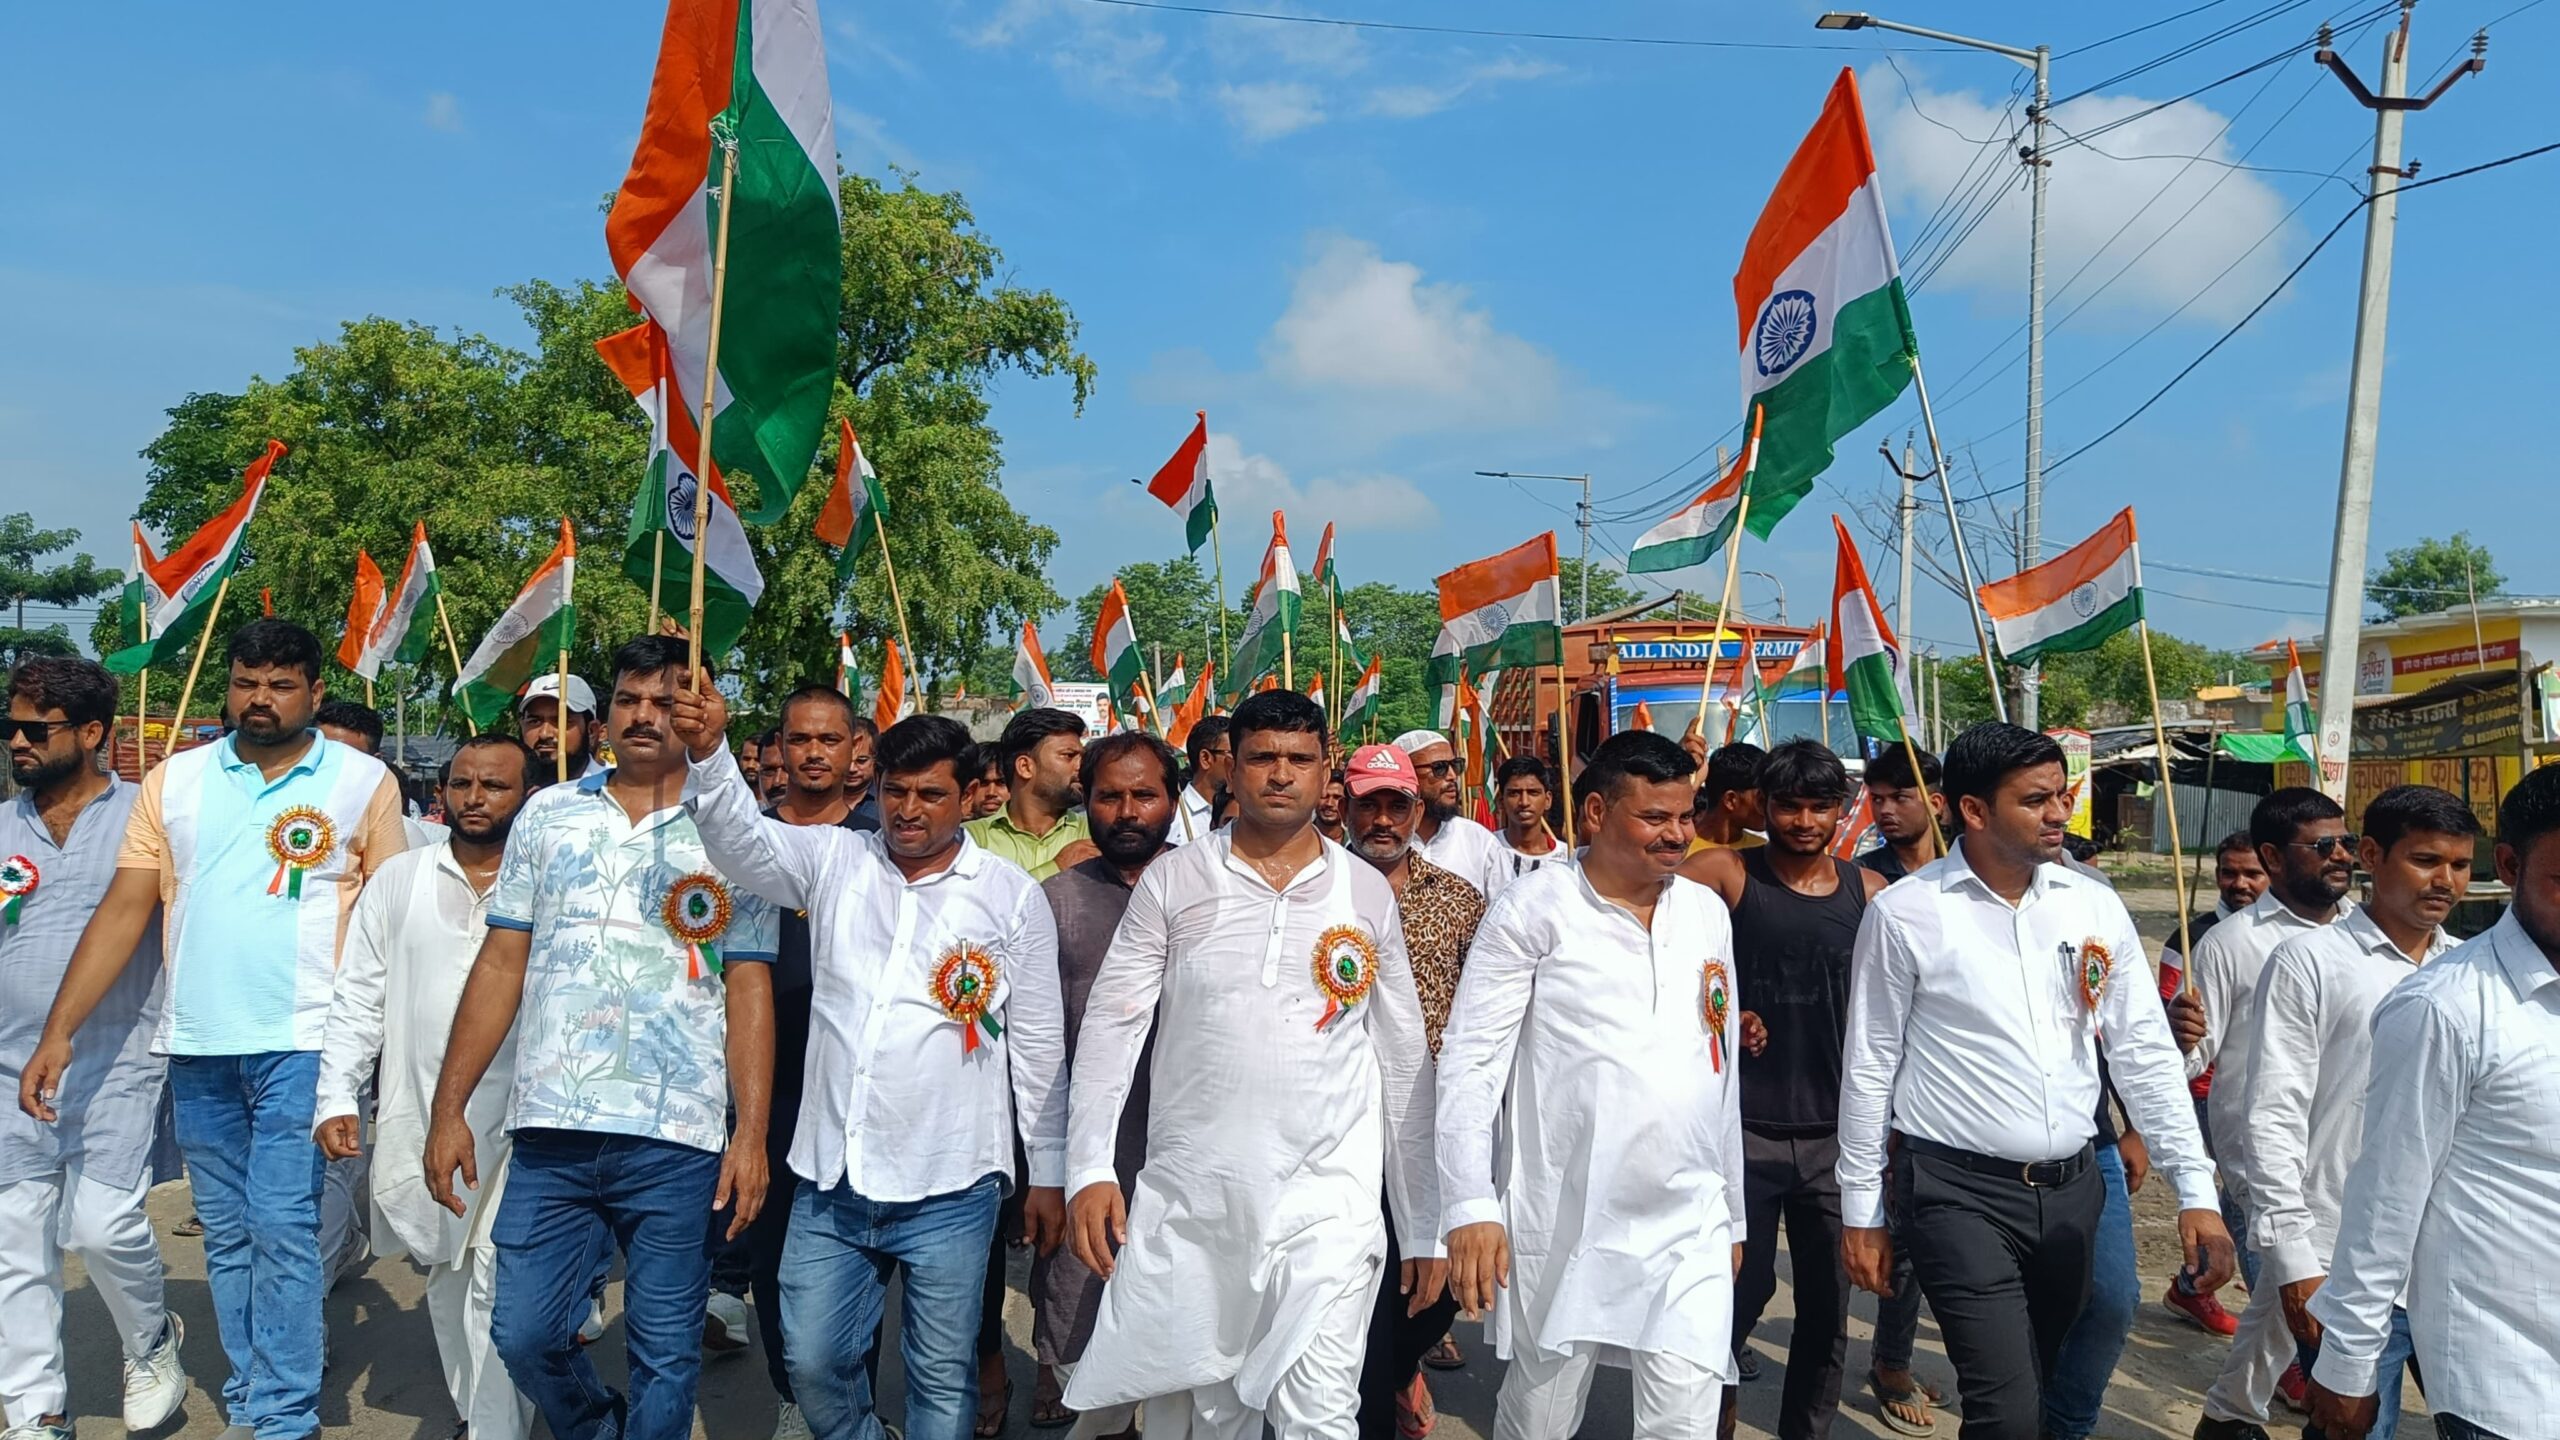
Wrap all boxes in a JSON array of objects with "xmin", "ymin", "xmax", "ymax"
[
  {"xmin": 97, "ymin": 172, "xmax": 1092, "ymax": 725},
  {"xmin": 2369, "ymin": 532, "xmax": 2502, "ymax": 620},
  {"xmin": 1931, "ymin": 627, "xmax": 2268, "ymax": 734},
  {"xmin": 1, "ymin": 513, "xmax": 119, "ymax": 668}
]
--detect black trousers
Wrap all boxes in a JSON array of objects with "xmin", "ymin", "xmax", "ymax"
[
  {"xmin": 710, "ymin": 1152, "xmax": 802, "ymax": 1400},
  {"xmin": 1729, "ymin": 1130, "xmax": 1851, "ymax": 1440},
  {"xmin": 1892, "ymin": 1140, "xmax": 2100, "ymax": 1440},
  {"xmin": 1356, "ymin": 1197, "xmax": 1462, "ymax": 1440}
]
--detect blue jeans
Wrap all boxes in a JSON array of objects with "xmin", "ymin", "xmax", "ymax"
[
  {"xmin": 2302, "ymin": 1306, "xmax": 2419, "ymax": 1440},
  {"xmin": 168, "ymin": 1051, "xmax": 327, "ymax": 1440},
  {"xmin": 491, "ymin": 1129, "xmax": 725, "ymax": 1440},
  {"xmin": 781, "ymin": 1174, "xmax": 1002, "ymax": 1440},
  {"xmin": 2043, "ymin": 1143, "xmax": 2139, "ymax": 1440}
]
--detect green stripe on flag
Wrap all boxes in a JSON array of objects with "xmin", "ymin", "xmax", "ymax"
[
  {"xmin": 1185, "ymin": 483, "xmax": 1219, "ymax": 553},
  {"xmin": 103, "ymin": 554, "xmax": 242, "ymax": 676},
  {"xmin": 1626, "ymin": 509, "xmax": 1742, "ymax": 575},
  {"xmin": 457, "ymin": 602, "xmax": 578, "ymax": 730},
  {"xmin": 391, "ymin": 570, "xmax": 444, "ymax": 666},
  {"xmin": 623, "ymin": 454, "xmax": 754, "ymax": 658},
  {"xmin": 1997, "ymin": 591, "xmax": 2144, "ymax": 668},
  {"xmin": 1843, "ymin": 653, "xmax": 1906, "ymax": 745},
  {"xmin": 1747, "ymin": 281, "xmax": 1917, "ymax": 541}
]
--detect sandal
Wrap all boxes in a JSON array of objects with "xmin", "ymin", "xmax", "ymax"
[
  {"xmin": 1421, "ymin": 1335, "xmax": 1465, "ymax": 1372},
  {"xmin": 975, "ymin": 1377, "xmax": 1011, "ymax": 1438},
  {"xmin": 1868, "ymin": 1366, "xmax": 1941, "ymax": 1438},
  {"xmin": 1029, "ymin": 1365, "xmax": 1074, "ymax": 1430},
  {"xmin": 173, "ymin": 1214, "xmax": 204, "ymax": 1238},
  {"xmin": 1395, "ymin": 1373, "xmax": 1436, "ymax": 1439}
]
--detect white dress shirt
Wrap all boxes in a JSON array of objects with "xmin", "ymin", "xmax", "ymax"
[
  {"xmin": 2188, "ymin": 890, "xmax": 2351, "ymax": 1194},
  {"xmin": 1062, "ymin": 832, "xmax": 1436, "ymax": 1414},
  {"xmin": 315, "ymin": 843, "xmax": 512, "ymax": 1265},
  {"xmin": 2308, "ymin": 912, "xmax": 2560, "ymax": 1437},
  {"xmin": 1419, "ymin": 814, "xmax": 1509, "ymax": 904},
  {"xmin": 685, "ymin": 747, "xmax": 1067, "ymax": 1201},
  {"xmin": 1835, "ymin": 839, "xmax": 2217, "ymax": 1228},
  {"xmin": 1490, "ymin": 831, "xmax": 1575, "ymax": 898},
  {"xmin": 2240, "ymin": 907, "xmax": 2453, "ymax": 1290},
  {"xmin": 1169, "ymin": 782, "xmax": 1216, "ymax": 846},
  {"xmin": 1436, "ymin": 864, "xmax": 1745, "ymax": 1370}
]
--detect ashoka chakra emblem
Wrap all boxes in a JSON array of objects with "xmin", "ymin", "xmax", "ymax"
[
  {"xmin": 1754, "ymin": 290, "xmax": 1820, "ymax": 378},
  {"xmin": 667, "ymin": 471, "xmax": 701, "ymax": 543},
  {"xmin": 2069, "ymin": 581, "xmax": 2100, "ymax": 620}
]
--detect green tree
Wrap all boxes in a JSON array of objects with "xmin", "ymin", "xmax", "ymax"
[
  {"xmin": 1558, "ymin": 557, "xmax": 1645, "ymax": 624},
  {"xmin": 2369, "ymin": 532, "xmax": 2502, "ymax": 620},
  {"xmin": 1, "ymin": 514, "xmax": 119, "ymax": 667},
  {"xmin": 1927, "ymin": 628, "xmax": 2267, "ymax": 734},
  {"xmin": 1056, "ymin": 559, "xmax": 1227, "ymax": 687}
]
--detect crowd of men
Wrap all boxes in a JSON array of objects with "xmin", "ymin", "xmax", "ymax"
[{"xmin": 0, "ymin": 620, "xmax": 2553, "ymax": 1440}]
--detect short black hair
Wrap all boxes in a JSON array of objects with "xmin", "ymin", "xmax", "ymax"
[
  {"xmin": 2215, "ymin": 828, "xmax": 2256, "ymax": 860},
  {"xmin": 1230, "ymin": 691, "xmax": 1326, "ymax": 751},
  {"xmin": 1578, "ymin": 729, "xmax": 1698, "ymax": 806},
  {"xmin": 2250, "ymin": 786, "xmax": 2346, "ymax": 853},
  {"xmin": 313, "ymin": 699, "xmax": 385, "ymax": 753},
  {"xmin": 849, "ymin": 715, "xmax": 879, "ymax": 745},
  {"xmin": 442, "ymin": 733, "xmax": 539, "ymax": 788},
  {"xmin": 779, "ymin": 684, "xmax": 858, "ymax": 733},
  {"xmin": 1701, "ymin": 741, "xmax": 1767, "ymax": 805},
  {"xmin": 1494, "ymin": 755, "xmax": 1552, "ymax": 791},
  {"xmin": 608, "ymin": 634, "xmax": 691, "ymax": 693},
  {"xmin": 1082, "ymin": 730, "xmax": 1182, "ymax": 798},
  {"xmin": 1759, "ymin": 738, "xmax": 1850, "ymax": 806},
  {"xmin": 1185, "ymin": 715, "xmax": 1232, "ymax": 767},
  {"xmin": 2363, "ymin": 784, "xmax": 2481, "ymax": 854},
  {"xmin": 8, "ymin": 657, "xmax": 118, "ymax": 730},
  {"xmin": 1941, "ymin": 722, "xmax": 2067, "ymax": 808},
  {"xmin": 875, "ymin": 713, "xmax": 973, "ymax": 783},
  {"xmin": 227, "ymin": 618, "xmax": 324, "ymax": 681},
  {"xmin": 2497, "ymin": 762, "xmax": 2560, "ymax": 862},
  {"xmin": 1864, "ymin": 742, "xmax": 1941, "ymax": 792},
  {"xmin": 999, "ymin": 706, "xmax": 1087, "ymax": 782},
  {"xmin": 754, "ymin": 727, "xmax": 782, "ymax": 752}
]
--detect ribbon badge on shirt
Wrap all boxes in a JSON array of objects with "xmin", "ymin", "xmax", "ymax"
[
  {"xmin": 1702, "ymin": 961, "xmax": 1733, "ymax": 1072},
  {"xmin": 2073, "ymin": 936, "xmax": 2114, "ymax": 1012},
  {"xmin": 932, "ymin": 943, "xmax": 1004, "ymax": 1054},
  {"xmin": 263, "ymin": 807, "xmax": 335, "ymax": 901},
  {"xmin": 1311, "ymin": 924, "xmax": 1378, "ymax": 1031},
  {"xmin": 661, "ymin": 872, "xmax": 734, "ymax": 979},
  {"xmin": 0, "ymin": 853, "xmax": 37, "ymax": 924}
]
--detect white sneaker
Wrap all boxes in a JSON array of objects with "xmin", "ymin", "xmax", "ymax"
[
  {"xmin": 124, "ymin": 1313, "xmax": 189, "ymax": 1430},
  {"xmin": 3, "ymin": 1420, "xmax": 74, "ymax": 1440},
  {"xmin": 771, "ymin": 1401, "xmax": 813, "ymax": 1440},
  {"xmin": 577, "ymin": 1297, "xmax": 608, "ymax": 1346},
  {"xmin": 704, "ymin": 1290, "xmax": 752, "ymax": 1353}
]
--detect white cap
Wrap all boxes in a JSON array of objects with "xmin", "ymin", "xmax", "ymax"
[
  {"xmin": 519, "ymin": 672, "xmax": 598, "ymax": 716},
  {"xmin": 1390, "ymin": 728, "xmax": 1449, "ymax": 756}
]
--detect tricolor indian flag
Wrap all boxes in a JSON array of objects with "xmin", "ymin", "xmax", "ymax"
[
  {"xmin": 1339, "ymin": 653, "xmax": 1382, "ymax": 738},
  {"xmin": 105, "ymin": 439, "xmax": 281, "ymax": 676},
  {"xmin": 1090, "ymin": 580, "xmax": 1146, "ymax": 711},
  {"xmin": 837, "ymin": 631, "xmax": 858, "ymax": 697},
  {"xmin": 2282, "ymin": 638, "xmax": 2316, "ymax": 765},
  {"xmin": 1231, "ymin": 513, "xmax": 1301, "ymax": 689},
  {"xmin": 605, "ymin": 0, "xmax": 841, "ymax": 522},
  {"xmin": 1978, "ymin": 508, "xmax": 2144, "ymax": 667},
  {"xmin": 1145, "ymin": 412, "xmax": 1217, "ymax": 553},
  {"xmin": 1013, "ymin": 621, "xmax": 1057, "ymax": 710},
  {"xmin": 335, "ymin": 551, "xmax": 386, "ymax": 678},
  {"xmin": 1769, "ymin": 622, "xmax": 1829, "ymax": 701},
  {"xmin": 1306, "ymin": 671, "xmax": 1326, "ymax": 714},
  {"xmin": 815, "ymin": 418, "xmax": 890, "ymax": 580},
  {"xmin": 601, "ymin": 318, "xmax": 765, "ymax": 658},
  {"xmin": 116, "ymin": 526, "xmax": 169, "ymax": 652},
  {"xmin": 1311, "ymin": 521, "xmax": 1338, "ymax": 602},
  {"xmin": 1431, "ymin": 534, "xmax": 1563, "ymax": 692},
  {"xmin": 873, "ymin": 639, "xmax": 910, "ymax": 733},
  {"xmin": 1159, "ymin": 654, "xmax": 1190, "ymax": 708},
  {"xmin": 455, "ymin": 519, "xmax": 578, "ymax": 729},
  {"xmin": 353, "ymin": 522, "xmax": 444, "ymax": 682},
  {"xmin": 1826, "ymin": 516, "xmax": 1909, "ymax": 744},
  {"xmin": 1736, "ymin": 70, "xmax": 1919, "ymax": 539},
  {"xmin": 1628, "ymin": 449, "xmax": 1749, "ymax": 574},
  {"xmin": 1168, "ymin": 657, "xmax": 1216, "ymax": 748}
]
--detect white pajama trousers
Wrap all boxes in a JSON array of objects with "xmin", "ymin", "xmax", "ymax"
[
  {"xmin": 423, "ymin": 1241, "xmax": 533, "ymax": 1440},
  {"xmin": 0, "ymin": 1166, "xmax": 169, "ymax": 1425},
  {"xmin": 1493, "ymin": 1345, "xmax": 1725, "ymax": 1440},
  {"xmin": 2201, "ymin": 1277, "xmax": 2295, "ymax": 1426},
  {"xmin": 1051, "ymin": 1361, "xmax": 1138, "ymax": 1440},
  {"xmin": 1132, "ymin": 1270, "xmax": 1373, "ymax": 1440}
]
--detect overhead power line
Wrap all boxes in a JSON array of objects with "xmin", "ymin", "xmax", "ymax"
[{"xmin": 1065, "ymin": 0, "xmax": 1970, "ymax": 51}]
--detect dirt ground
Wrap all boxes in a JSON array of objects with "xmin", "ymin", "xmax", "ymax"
[{"xmin": 44, "ymin": 854, "xmax": 2416, "ymax": 1440}]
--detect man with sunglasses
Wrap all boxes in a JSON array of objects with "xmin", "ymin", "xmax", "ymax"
[
  {"xmin": 2186, "ymin": 787, "xmax": 2355, "ymax": 1440},
  {"xmin": 1389, "ymin": 730, "xmax": 1507, "ymax": 901}
]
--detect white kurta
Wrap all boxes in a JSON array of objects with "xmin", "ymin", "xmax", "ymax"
[
  {"xmin": 315, "ymin": 843, "xmax": 515, "ymax": 1264},
  {"xmin": 1435, "ymin": 864, "xmax": 1746, "ymax": 1372},
  {"xmin": 1064, "ymin": 833, "xmax": 1437, "ymax": 1414}
]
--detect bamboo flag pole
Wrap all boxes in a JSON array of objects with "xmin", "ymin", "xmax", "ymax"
[
  {"xmin": 1906, "ymin": 357, "xmax": 2009, "ymax": 722},
  {"xmin": 870, "ymin": 504, "xmax": 922, "ymax": 712},
  {"xmin": 2138, "ymin": 616, "xmax": 2200, "ymax": 990},
  {"xmin": 432, "ymin": 590, "xmax": 478, "ymax": 736},
  {"xmin": 554, "ymin": 628, "xmax": 572, "ymax": 786},
  {"xmin": 1209, "ymin": 514, "xmax": 1233, "ymax": 682},
  {"xmin": 648, "ymin": 532, "xmax": 666, "ymax": 634},
  {"xmin": 163, "ymin": 576, "xmax": 233, "ymax": 764},
  {"xmin": 131, "ymin": 533, "xmax": 151, "ymax": 774},
  {"xmin": 1327, "ymin": 577, "xmax": 1341, "ymax": 726},
  {"xmin": 1555, "ymin": 653, "xmax": 1576, "ymax": 849},
  {"xmin": 684, "ymin": 139, "xmax": 741, "ymax": 692},
  {"xmin": 1694, "ymin": 407, "xmax": 1766, "ymax": 736},
  {"xmin": 1281, "ymin": 627, "xmax": 1294, "ymax": 691}
]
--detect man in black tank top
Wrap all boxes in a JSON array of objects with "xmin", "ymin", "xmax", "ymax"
[{"xmin": 1679, "ymin": 740, "xmax": 1887, "ymax": 1440}]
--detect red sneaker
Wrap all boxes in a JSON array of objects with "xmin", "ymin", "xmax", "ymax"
[
  {"xmin": 2275, "ymin": 1362, "xmax": 2309, "ymax": 1413},
  {"xmin": 2161, "ymin": 1283, "xmax": 2239, "ymax": 1337}
]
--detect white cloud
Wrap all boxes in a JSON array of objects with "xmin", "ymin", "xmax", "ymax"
[
  {"xmin": 834, "ymin": 105, "xmax": 918, "ymax": 173},
  {"xmin": 423, "ymin": 91, "xmax": 464, "ymax": 134},
  {"xmin": 1265, "ymin": 234, "xmax": 1565, "ymax": 420},
  {"xmin": 964, "ymin": 0, "xmax": 1178, "ymax": 102},
  {"xmin": 1867, "ymin": 65, "xmax": 2298, "ymax": 322},
  {"xmin": 1206, "ymin": 431, "xmax": 1439, "ymax": 532},
  {"xmin": 1217, "ymin": 82, "xmax": 1326, "ymax": 142},
  {"xmin": 829, "ymin": 15, "xmax": 916, "ymax": 78},
  {"xmin": 1364, "ymin": 57, "xmax": 1561, "ymax": 120}
]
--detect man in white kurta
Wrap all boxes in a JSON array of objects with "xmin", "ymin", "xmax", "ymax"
[
  {"xmin": 315, "ymin": 737, "xmax": 537, "ymax": 1440},
  {"xmin": 1065, "ymin": 692, "xmax": 1438, "ymax": 1440},
  {"xmin": 1437, "ymin": 731, "xmax": 1743, "ymax": 1440}
]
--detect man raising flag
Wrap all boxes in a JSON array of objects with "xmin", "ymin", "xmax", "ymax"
[{"xmin": 600, "ymin": 318, "xmax": 765, "ymax": 657}]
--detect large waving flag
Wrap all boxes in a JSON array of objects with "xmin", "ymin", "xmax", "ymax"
[
  {"xmin": 815, "ymin": 418, "xmax": 889, "ymax": 580},
  {"xmin": 873, "ymin": 639, "xmax": 910, "ymax": 733},
  {"xmin": 106, "ymin": 439, "xmax": 282, "ymax": 675},
  {"xmin": 1091, "ymin": 579, "xmax": 1146, "ymax": 708},
  {"xmin": 1145, "ymin": 412, "xmax": 1217, "ymax": 552},
  {"xmin": 1628, "ymin": 450, "xmax": 1748, "ymax": 574},
  {"xmin": 356, "ymin": 521, "xmax": 446, "ymax": 681},
  {"xmin": 1977, "ymin": 508, "xmax": 2143, "ymax": 667},
  {"xmin": 600, "ymin": 318, "xmax": 765, "ymax": 657},
  {"xmin": 1736, "ymin": 70, "xmax": 1918, "ymax": 539},
  {"xmin": 1827, "ymin": 517, "xmax": 1909, "ymax": 744},
  {"xmin": 605, "ymin": 0, "xmax": 841, "ymax": 522},
  {"xmin": 1431, "ymin": 534, "xmax": 1563, "ymax": 692},
  {"xmin": 334, "ymin": 551, "xmax": 386, "ymax": 677},
  {"xmin": 456, "ymin": 519, "xmax": 578, "ymax": 729},
  {"xmin": 1230, "ymin": 512, "xmax": 1302, "ymax": 689},
  {"xmin": 1013, "ymin": 622, "xmax": 1057, "ymax": 710},
  {"xmin": 1339, "ymin": 653, "xmax": 1382, "ymax": 739}
]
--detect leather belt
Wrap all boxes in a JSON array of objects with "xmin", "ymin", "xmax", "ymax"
[{"xmin": 1901, "ymin": 1133, "xmax": 2094, "ymax": 1189}]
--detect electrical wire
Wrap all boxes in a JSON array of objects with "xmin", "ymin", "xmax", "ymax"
[{"xmin": 1063, "ymin": 0, "xmax": 1973, "ymax": 51}]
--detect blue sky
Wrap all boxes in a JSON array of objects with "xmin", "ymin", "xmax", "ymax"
[{"xmin": 7, "ymin": 0, "xmax": 2554, "ymax": 664}]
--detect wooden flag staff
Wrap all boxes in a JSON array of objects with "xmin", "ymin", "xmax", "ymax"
[
  {"xmin": 1693, "ymin": 406, "xmax": 1766, "ymax": 739},
  {"xmin": 684, "ymin": 137, "xmax": 740, "ymax": 692},
  {"xmin": 432, "ymin": 590, "xmax": 478, "ymax": 736},
  {"xmin": 163, "ymin": 577, "xmax": 232, "ymax": 764}
]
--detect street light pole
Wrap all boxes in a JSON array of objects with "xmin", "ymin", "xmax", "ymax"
[
  {"xmin": 1742, "ymin": 569, "xmax": 1788, "ymax": 624},
  {"xmin": 1477, "ymin": 469, "xmax": 1594, "ymax": 618}
]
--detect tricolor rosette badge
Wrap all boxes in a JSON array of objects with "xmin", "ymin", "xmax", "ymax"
[
  {"xmin": 0, "ymin": 854, "xmax": 38, "ymax": 924},
  {"xmin": 661, "ymin": 872, "xmax": 734, "ymax": 980},
  {"xmin": 932, "ymin": 943, "xmax": 1004, "ymax": 1054},
  {"xmin": 264, "ymin": 808, "xmax": 336, "ymax": 900},
  {"xmin": 1311, "ymin": 924, "xmax": 1378, "ymax": 1031},
  {"xmin": 2078, "ymin": 937, "xmax": 2114, "ymax": 1013},
  {"xmin": 1702, "ymin": 961, "xmax": 1733, "ymax": 1072}
]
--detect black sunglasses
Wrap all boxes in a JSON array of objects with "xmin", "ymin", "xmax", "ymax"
[
  {"xmin": 0, "ymin": 718, "xmax": 75, "ymax": 744},
  {"xmin": 2284, "ymin": 834, "xmax": 2361, "ymax": 856},
  {"xmin": 1414, "ymin": 759, "xmax": 1464, "ymax": 777}
]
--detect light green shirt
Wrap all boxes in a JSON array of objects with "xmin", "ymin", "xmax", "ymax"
[{"xmin": 965, "ymin": 807, "xmax": 1091, "ymax": 881}]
